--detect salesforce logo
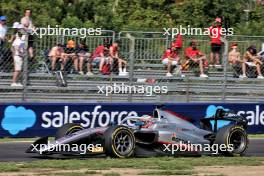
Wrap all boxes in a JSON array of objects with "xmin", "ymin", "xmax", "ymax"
[
  {"xmin": 1, "ymin": 105, "xmax": 36, "ymax": 135},
  {"xmin": 41, "ymin": 105, "xmax": 138, "ymax": 128},
  {"xmin": 206, "ymin": 104, "xmax": 264, "ymax": 126}
]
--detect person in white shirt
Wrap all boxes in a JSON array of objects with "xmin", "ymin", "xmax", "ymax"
[
  {"xmin": 21, "ymin": 9, "xmax": 34, "ymax": 58},
  {"xmin": 11, "ymin": 32, "xmax": 26, "ymax": 87}
]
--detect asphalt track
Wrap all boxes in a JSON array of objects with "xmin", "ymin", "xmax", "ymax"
[{"xmin": 0, "ymin": 139, "xmax": 263, "ymax": 162}]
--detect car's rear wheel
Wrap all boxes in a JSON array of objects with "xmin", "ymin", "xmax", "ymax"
[
  {"xmin": 214, "ymin": 125, "xmax": 248, "ymax": 156},
  {"xmin": 55, "ymin": 123, "xmax": 84, "ymax": 140},
  {"xmin": 104, "ymin": 125, "xmax": 136, "ymax": 158}
]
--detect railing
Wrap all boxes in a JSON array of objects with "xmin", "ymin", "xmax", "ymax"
[{"xmin": 0, "ymin": 29, "xmax": 264, "ymax": 103}]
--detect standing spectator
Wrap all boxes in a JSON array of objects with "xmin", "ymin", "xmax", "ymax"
[
  {"xmin": 162, "ymin": 45, "xmax": 181, "ymax": 77},
  {"xmin": 21, "ymin": 9, "xmax": 34, "ymax": 59},
  {"xmin": 242, "ymin": 45, "xmax": 263, "ymax": 79},
  {"xmin": 184, "ymin": 40, "xmax": 208, "ymax": 78},
  {"xmin": 88, "ymin": 44, "xmax": 107, "ymax": 75},
  {"xmin": 209, "ymin": 17, "xmax": 222, "ymax": 67},
  {"xmin": 109, "ymin": 41, "xmax": 128, "ymax": 76},
  {"xmin": 62, "ymin": 40, "xmax": 78, "ymax": 73},
  {"xmin": 0, "ymin": 16, "xmax": 7, "ymax": 45},
  {"xmin": 11, "ymin": 32, "xmax": 26, "ymax": 87},
  {"xmin": 76, "ymin": 41, "xmax": 91, "ymax": 75},
  {"xmin": 0, "ymin": 16, "xmax": 8, "ymax": 62},
  {"xmin": 228, "ymin": 43, "xmax": 243, "ymax": 78},
  {"xmin": 48, "ymin": 43, "xmax": 64, "ymax": 72}
]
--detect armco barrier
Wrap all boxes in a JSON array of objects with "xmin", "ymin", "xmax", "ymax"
[{"xmin": 0, "ymin": 103, "xmax": 264, "ymax": 137}]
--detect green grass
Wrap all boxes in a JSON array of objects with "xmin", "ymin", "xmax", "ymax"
[
  {"xmin": 0, "ymin": 157, "xmax": 263, "ymax": 173},
  {"xmin": 0, "ymin": 137, "xmax": 55, "ymax": 142},
  {"xmin": 139, "ymin": 170, "xmax": 195, "ymax": 175},
  {"xmin": 103, "ymin": 173, "xmax": 121, "ymax": 176},
  {"xmin": 248, "ymin": 134, "xmax": 264, "ymax": 138}
]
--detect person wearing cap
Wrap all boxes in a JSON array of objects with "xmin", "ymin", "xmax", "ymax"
[
  {"xmin": 109, "ymin": 41, "xmax": 128, "ymax": 76},
  {"xmin": 11, "ymin": 32, "xmax": 26, "ymax": 87},
  {"xmin": 184, "ymin": 40, "xmax": 209, "ymax": 78},
  {"xmin": 242, "ymin": 45, "xmax": 263, "ymax": 79},
  {"xmin": 162, "ymin": 45, "xmax": 181, "ymax": 77},
  {"xmin": 62, "ymin": 39, "xmax": 78, "ymax": 73},
  {"xmin": 0, "ymin": 16, "xmax": 7, "ymax": 44},
  {"xmin": 209, "ymin": 17, "xmax": 222, "ymax": 67},
  {"xmin": 20, "ymin": 9, "xmax": 34, "ymax": 59},
  {"xmin": 228, "ymin": 43, "xmax": 243, "ymax": 78}
]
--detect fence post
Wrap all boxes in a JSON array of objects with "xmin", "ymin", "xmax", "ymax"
[
  {"xmin": 22, "ymin": 32, "xmax": 29, "ymax": 101},
  {"xmin": 126, "ymin": 33, "xmax": 135, "ymax": 102},
  {"xmin": 221, "ymin": 37, "xmax": 229, "ymax": 102}
]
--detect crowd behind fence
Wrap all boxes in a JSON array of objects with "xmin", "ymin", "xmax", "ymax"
[{"xmin": 1, "ymin": 29, "xmax": 264, "ymax": 102}]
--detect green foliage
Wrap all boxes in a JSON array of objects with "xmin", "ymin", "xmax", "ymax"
[{"xmin": 0, "ymin": 0, "xmax": 264, "ymax": 35}]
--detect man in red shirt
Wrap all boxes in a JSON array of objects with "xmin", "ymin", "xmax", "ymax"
[
  {"xmin": 185, "ymin": 40, "xmax": 208, "ymax": 78},
  {"xmin": 109, "ymin": 41, "xmax": 127, "ymax": 76},
  {"xmin": 162, "ymin": 45, "xmax": 180, "ymax": 77},
  {"xmin": 209, "ymin": 17, "xmax": 222, "ymax": 67},
  {"xmin": 87, "ymin": 43, "xmax": 108, "ymax": 75}
]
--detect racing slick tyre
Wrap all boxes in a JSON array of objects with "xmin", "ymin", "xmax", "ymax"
[
  {"xmin": 214, "ymin": 124, "xmax": 248, "ymax": 156},
  {"xmin": 55, "ymin": 123, "xmax": 84, "ymax": 140},
  {"xmin": 104, "ymin": 125, "xmax": 136, "ymax": 158}
]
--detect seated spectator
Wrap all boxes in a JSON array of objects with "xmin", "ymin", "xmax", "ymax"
[
  {"xmin": 62, "ymin": 40, "xmax": 78, "ymax": 73},
  {"xmin": 228, "ymin": 43, "xmax": 243, "ymax": 78},
  {"xmin": 88, "ymin": 43, "xmax": 108, "ymax": 75},
  {"xmin": 109, "ymin": 41, "xmax": 128, "ymax": 76},
  {"xmin": 11, "ymin": 32, "xmax": 25, "ymax": 87},
  {"xmin": 48, "ymin": 43, "xmax": 64, "ymax": 72},
  {"xmin": 242, "ymin": 45, "xmax": 263, "ymax": 79},
  {"xmin": 184, "ymin": 40, "xmax": 208, "ymax": 78},
  {"xmin": 162, "ymin": 45, "xmax": 181, "ymax": 77},
  {"xmin": 76, "ymin": 41, "xmax": 91, "ymax": 75}
]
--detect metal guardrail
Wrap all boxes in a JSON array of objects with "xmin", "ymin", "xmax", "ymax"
[{"xmin": 1, "ymin": 29, "xmax": 264, "ymax": 102}]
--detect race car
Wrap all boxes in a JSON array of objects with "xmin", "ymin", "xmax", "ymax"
[{"xmin": 26, "ymin": 106, "xmax": 249, "ymax": 158}]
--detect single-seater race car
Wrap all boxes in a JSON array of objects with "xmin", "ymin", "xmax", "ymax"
[{"xmin": 26, "ymin": 106, "xmax": 249, "ymax": 158}]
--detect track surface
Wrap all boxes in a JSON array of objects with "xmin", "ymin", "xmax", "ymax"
[{"xmin": 0, "ymin": 139, "xmax": 263, "ymax": 162}]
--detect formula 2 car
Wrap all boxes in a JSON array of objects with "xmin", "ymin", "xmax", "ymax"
[{"xmin": 26, "ymin": 106, "xmax": 249, "ymax": 157}]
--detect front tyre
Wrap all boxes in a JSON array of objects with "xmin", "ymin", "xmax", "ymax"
[
  {"xmin": 214, "ymin": 125, "xmax": 248, "ymax": 156},
  {"xmin": 55, "ymin": 123, "xmax": 84, "ymax": 140},
  {"xmin": 104, "ymin": 125, "xmax": 136, "ymax": 158}
]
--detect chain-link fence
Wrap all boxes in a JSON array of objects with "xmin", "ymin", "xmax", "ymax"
[{"xmin": 1, "ymin": 29, "xmax": 264, "ymax": 103}]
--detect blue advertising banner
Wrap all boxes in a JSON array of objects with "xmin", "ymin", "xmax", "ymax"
[{"xmin": 0, "ymin": 103, "xmax": 264, "ymax": 137}]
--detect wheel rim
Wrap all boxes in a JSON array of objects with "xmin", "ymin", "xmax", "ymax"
[
  {"xmin": 113, "ymin": 130, "xmax": 133, "ymax": 156},
  {"xmin": 228, "ymin": 130, "xmax": 246, "ymax": 153}
]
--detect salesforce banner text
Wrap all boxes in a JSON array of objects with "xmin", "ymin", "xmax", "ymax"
[{"xmin": 0, "ymin": 103, "xmax": 264, "ymax": 137}]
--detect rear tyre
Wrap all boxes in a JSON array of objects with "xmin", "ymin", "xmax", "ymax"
[
  {"xmin": 104, "ymin": 125, "xmax": 136, "ymax": 158},
  {"xmin": 55, "ymin": 123, "xmax": 84, "ymax": 140},
  {"xmin": 214, "ymin": 125, "xmax": 248, "ymax": 156}
]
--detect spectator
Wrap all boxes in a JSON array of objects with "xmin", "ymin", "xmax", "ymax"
[
  {"xmin": 162, "ymin": 45, "xmax": 181, "ymax": 77},
  {"xmin": 76, "ymin": 41, "xmax": 91, "ymax": 75},
  {"xmin": 48, "ymin": 43, "xmax": 64, "ymax": 72},
  {"xmin": 109, "ymin": 41, "xmax": 128, "ymax": 76},
  {"xmin": 0, "ymin": 16, "xmax": 7, "ymax": 61},
  {"xmin": 0, "ymin": 16, "xmax": 7, "ymax": 45},
  {"xmin": 21, "ymin": 9, "xmax": 34, "ymax": 59},
  {"xmin": 88, "ymin": 43, "xmax": 108, "ymax": 75},
  {"xmin": 184, "ymin": 40, "xmax": 208, "ymax": 78},
  {"xmin": 209, "ymin": 17, "xmax": 222, "ymax": 67},
  {"xmin": 242, "ymin": 45, "xmax": 263, "ymax": 79},
  {"xmin": 228, "ymin": 43, "xmax": 243, "ymax": 78},
  {"xmin": 62, "ymin": 40, "xmax": 78, "ymax": 73},
  {"xmin": 11, "ymin": 32, "xmax": 26, "ymax": 87}
]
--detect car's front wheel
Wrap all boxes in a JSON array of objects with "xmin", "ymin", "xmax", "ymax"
[
  {"xmin": 104, "ymin": 125, "xmax": 136, "ymax": 158},
  {"xmin": 55, "ymin": 123, "xmax": 84, "ymax": 140}
]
